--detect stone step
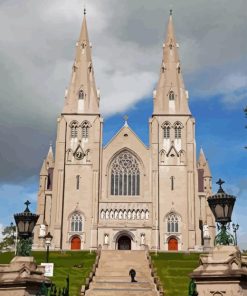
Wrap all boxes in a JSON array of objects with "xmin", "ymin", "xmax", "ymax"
[
  {"xmin": 95, "ymin": 270, "xmax": 151, "ymax": 277},
  {"xmin": 90, "ymin": 281, "xmax": 155, "ymax": 289},
  {"xmin": 93, "ymin": 276, "xmax": 150, "ymax": 283},
  {"xmin": 85, "ymin": 288, "xmax": 158, "ymax": 296}
]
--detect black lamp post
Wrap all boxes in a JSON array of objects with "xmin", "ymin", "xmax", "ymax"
[
  {"xmin": 14, "ymin": 200, "xmax": 39, "ymax": 256},
  {"xmin": 232, "ymin": 223, "xmax": 239, "ymax": 246},
  {"xmin": 44, "ymin": 232, "xmax": 53, "ymax": 263},
  {"xmin": 207, "ymin": 179, "xmax": 236, "ymax": 246}
]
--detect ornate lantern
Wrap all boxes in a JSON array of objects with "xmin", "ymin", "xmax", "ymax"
[
  {"xmin": 207, "ymin": 179, "xmax": 236, "ymax": 245},
  {"xmin": 44, "ymin": 231, "xmax": 53, "ymax": 263},
  {"xmin": 14, "ymin": 200, "xmax": 39, "ymax": 256}
]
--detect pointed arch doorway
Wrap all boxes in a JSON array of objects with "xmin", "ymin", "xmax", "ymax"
[
  {"xmin": 71, "ymin": 236, "xmax": 81, "ymax": 250},
  {"xmin": 117, "ymin": 235, "xmax": 131, "ymax": 250},
  {"xmin": 168, "ymin": 237, "xmax": 178, "ymax": 251}
]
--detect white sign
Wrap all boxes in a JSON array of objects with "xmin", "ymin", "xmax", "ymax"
[{"xmin": 41, "ymin": 263, "xmax": 54, "ymax": 277}]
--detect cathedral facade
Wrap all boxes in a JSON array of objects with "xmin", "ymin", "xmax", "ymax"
[{"xmin": 34, "ymin": 11, "xmax": 215, "ymax": 252}]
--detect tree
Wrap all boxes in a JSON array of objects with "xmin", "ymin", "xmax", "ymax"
[{"xmin": 0, "ymin": 223, "xmax": 16, "ymax": 251}]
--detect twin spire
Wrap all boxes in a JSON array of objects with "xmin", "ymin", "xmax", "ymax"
[
  {"xmin": 153, "ymin": 11, "xmax": 190, "ymax": 115},
  {"xmin": 63, "ymin": 12, "xmax": 99, "ymax": 114},
  {"xmin": 63, "ymin": 10, "xmax": 190, "ymax": 116}
]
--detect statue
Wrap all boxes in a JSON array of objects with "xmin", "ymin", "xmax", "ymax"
[
  {"xmin": 140, "ymin": 233, "xmax": 145, "ymax": 245},
  {"xmin": 39, "ymin": 224, "xmax": 46, "ymax": 238},
  {"xmin": 104, "ymin": 234, "xmax": 109, "ymax": 245},
  {"xmin": 203, "ymin": 224, "xmax": 210, "ymax": 239}
]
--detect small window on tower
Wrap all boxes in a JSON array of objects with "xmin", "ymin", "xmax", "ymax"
[
  {"xmin": 174, "ymin": 121, "xmax": 183, "ymax": 139},
  {"xmin": 81, "ymin": 121, "xmax": 91, "ymax": 139},
  {"xmin": 78, "ymin": 90, "xmax": 84, "ymax": 100},
  {"xmin": 162, "ymin": 121, "xmax": 171, "ymax": 139},
  {"xmin": 169, "ymin": 91, "xmax": 175, "ymax": 101},
  {"xmin": 70, "ymin": 121, "xmax": 79, "ymax": 138},
  {"xmin": 76, "ymin": 175, "xmax": 80, "ymax": 190}
]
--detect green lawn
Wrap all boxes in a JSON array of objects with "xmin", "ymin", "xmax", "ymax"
[
  {"xmin": 0, "ymin": 251, "xmax": 96, "ymax": 296},
  {"xmin": 151, "ymin": 252, "xmax": 200, "ymax": 296}
]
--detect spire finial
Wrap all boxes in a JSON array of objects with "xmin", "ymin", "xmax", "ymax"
[
  {"xmin": 170, "ymin": 9, "xmax": 173, "ymax": 16},
  {"xmin": 124, "ymin": 115, "xmax": 128, "ymax": 126}
]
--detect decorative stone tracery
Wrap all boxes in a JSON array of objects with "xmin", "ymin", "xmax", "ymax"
[{"xmin": 100, "ymin": 209, "xmax": 149, "ymax": 220}]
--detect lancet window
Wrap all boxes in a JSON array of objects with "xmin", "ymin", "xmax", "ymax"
[
  {"xmin": 169, "ymin": 91, "xmax": 175, "ymax": 101},
  {"xmin": 167, "ymin": 213, "xmax": 179, "ymax": 233},
  {"xmin": 110, "ymin": 151, "xmax": 140, "ymax": 196},
  {"xmin": 70, "ymin": 121, "xmax": 79, "ymax": 138},
  {"xmin": 162, "ymin": 121, "xmax": 171, "ymax": 139},
  {"xmin": 71, "ymin": 212, "xmax": 83, "ymax": 232},
  {"xmin": 174, "ymin": 121, "xmax": 183, "ymax": 139},
  {"xmin": 78, "ymin": 89, "xmax": 84, "ymax": 100},
  {"xmin": 81, "ymin": 121, "xmax": 90, "ymax": 139}
]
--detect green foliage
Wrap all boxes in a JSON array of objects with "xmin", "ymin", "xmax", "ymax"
[
  {"xmin": 16, "ymin": 237, "xmax": 33, "ymax": 256},
  {"xmin": 151, "ymin": 252, "xmax": 200, "ymax": 296},
  {"xmin": 0, "ymin": 224, "xmax": 16, "ymax": 251},
  {"xmin": 0, "ymin": 251, "xmax": 96, "ymax": 296}
]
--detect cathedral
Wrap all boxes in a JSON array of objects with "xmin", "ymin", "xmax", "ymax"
[{"xmin": 34, "ymin": 10, "xmax": 215, "ymax": 251}]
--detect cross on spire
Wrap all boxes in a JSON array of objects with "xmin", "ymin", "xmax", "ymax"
[{"xmin": 124, "ymin": 115, "xmax": 128, "ymax": 126}]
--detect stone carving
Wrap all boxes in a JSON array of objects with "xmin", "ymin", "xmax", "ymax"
[
  {"xmin": 100, "ymin": 209, "xmax": 149, "ymax": 221},
  {"xmin": 104, "ymin": 233, "xmax": 109, "ymax": 245},
  {"xmin": 140, "ymin": 233, "xmax": 145, "ymax": 245},
  {"xmin": 203, "ymin": 224, "xmax": 210, "ymax": 239},
  {"xmin": 39, "ymin": 224, "xmax": 46, "ymax": 238}
]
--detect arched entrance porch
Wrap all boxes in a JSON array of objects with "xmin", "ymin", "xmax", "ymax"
[
  {"xmin": 114, "ymin": 231, "xmax": 134, "ymax": 250},
  {"xmin": 71, "ymin": 236, "xmax": 81, "ymax": 250},
  {"xmin": 118, "ymin": 235, "xmax": 131, "ymax": 250}
]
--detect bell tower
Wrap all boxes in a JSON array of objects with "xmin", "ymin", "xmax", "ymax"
[
  {"xmin": 47, "ymin": 10, "xmax": 102, "ymax": 250},
  {"xmin": 150, "ymin": 10, "xmax": 201, "ymax": 251}
]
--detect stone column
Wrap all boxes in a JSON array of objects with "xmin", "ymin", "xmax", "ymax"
[{"xmin": 190, "ymin": 246, "xmax": 247, "ymax": 296}]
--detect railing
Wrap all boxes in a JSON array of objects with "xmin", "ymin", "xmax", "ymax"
[{"xmin": 36, "ymin": 275, "xmax": 69, "ymax": 296}]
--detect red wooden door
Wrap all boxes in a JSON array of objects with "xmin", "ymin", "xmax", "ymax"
[
  {"xmin": 71, "ymin": 236, "xmax": 81, "ymax": 250},
  {"xmin": 168, "ymin": 238, "xmax": 178, "ymax": 251}
]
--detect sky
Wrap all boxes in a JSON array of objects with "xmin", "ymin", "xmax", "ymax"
[{"xmin": 0, "ymin": 0, "xmax": 246, "ymax": 248}]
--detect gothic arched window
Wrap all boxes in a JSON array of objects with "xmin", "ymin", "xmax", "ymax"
[
  {"xmin": 162, "ymin": 121, "xmax": 171, "ymax": 139},
  {"xmin": 110, "ymin": 151, "xmax": 140, "ymax": 196},
  {"xmin": 169, "ymin": 91, "xmax": 175, "ymax": 101},
  {"xmin": 81, "ymin": 121, "xmax": 91, "ymax": 139},
  {"xmin": 174, "ymin": 121, "xmax": 183, "ymax": 139},
  {"xmin": 71, "ymin": 212, "xmax": 83, "ymax": 232},
  {"xmin": 167, "ymin": 213, "xmax": 179, "ymax": 233},
  {"xmin": 70, "ymin": 121, "xmax": 79, "ymax": 138}
]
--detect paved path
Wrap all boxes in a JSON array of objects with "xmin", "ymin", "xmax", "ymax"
[{"xmin": 85, "ymin": 250, "xmax": 159, "ymax": 296}]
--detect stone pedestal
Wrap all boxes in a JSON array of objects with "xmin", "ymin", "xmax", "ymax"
[
  {"xmin": 0, "ymin": 256, "xmax": 50, "ymax": 296},
  {"xmin": 203, "ymin": 237, "xmax": 212, "ymax": 253},
  {"xmin": 190, "ymin": 246, "xmax": 247, "ymax": 296}
]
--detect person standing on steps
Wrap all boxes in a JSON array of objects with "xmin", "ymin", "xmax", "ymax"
[{"xmin": 129, "ymin": 269, "xmax": 137, "ymax": 282}]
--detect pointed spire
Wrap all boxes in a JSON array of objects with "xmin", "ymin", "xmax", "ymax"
[
  {"xmin": 40, "ymin": 158, "xmax": 48, "ymax": 176},
  {"xmin": 198, "ymin": 148, "xmax": 211, "ymax": 177},
  {"xmin": 153, "ymin": 11, "xmax": 190, "ymax": 115},
  {"xmin": 46, "ymin": 143, "xmax": 54, "ymax": 166},
  {"xmin": 63, "ymin": 11, "xmax": 99, "ymax": 114}
]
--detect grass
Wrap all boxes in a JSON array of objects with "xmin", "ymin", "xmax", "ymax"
[
  {"xmin": 151, "ymin": 252, "xmax": 201, "ymax": 296},
  {"xmin": 0, "ymin": 251, "xmax": 96, "ymax": 296}
]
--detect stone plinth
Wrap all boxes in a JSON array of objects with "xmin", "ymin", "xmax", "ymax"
[
  {"xmin": 0, "ymin": 256, "xmax": 50, "ymax": 296},
  {"xmin": 190, "ymin": 246, "xmax": 247, "ymax": 296}
]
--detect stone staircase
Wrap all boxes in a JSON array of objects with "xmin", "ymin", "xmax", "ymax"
[{"xmin": 85, "ymin": 250, "xmax": 159, "ymax": 296}]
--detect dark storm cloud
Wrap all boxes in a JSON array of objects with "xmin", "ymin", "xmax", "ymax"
[{"xmin": 0, "ymin": 0, "xmax": 246, "ymax": 182}]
